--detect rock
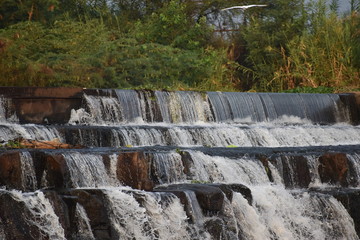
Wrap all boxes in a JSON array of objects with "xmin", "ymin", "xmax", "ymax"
[
  {"xmin": 271, "ymin": 155, "xmax": 311, "ymax": 188},
  {"xmin": 43, "ymin": 190, "xmax": 71, "ymax": 238},
  {"xmin": 43, "ymin": 154, "xmax": 68, "ymax": 189},
  {"xmin": 332, "ymin": 189, "xmax": 360, "ymax": 237},
  {"xmin": 154, "ymin": 184, "xmax": 225, "ymax": 213},
  {"xmin": 0, "ymin": 191, "xmax": 48, "ymax": 240},
  {"xmin": 228, "ymin": 184, "xmax": 252, "ymax": 205},
  {"xmin": 140, "ymin": 90, "xmax": 163, "ymax": 122},
  {"xmin": 117, "ymin": 152, "xmax": 155, "ymax": 191},
  {"xmin": 0, "ymin": 87, "xmax": 83, "ymax": 124},
  {"xmin": 318, "ymin": 153, "xmax": 349, "ymax": 186},
  {"xmin": 19, "ymin": 138, "xmax": 84, "ymax": 149},
  {"xmin": 204, "ymin": 218, "xmax": 226, "ymax": 239},
  {"xmin": 340, "ymin": 93, "xmax": 360, "ymax": 125},
  {"xmin": 0, "ymin": 151, "xmax": 23, "ymax": 190},
  {"xmin": 258, "ymin": 156, "xmax": 274, "ymax": 182},
  {"xmin": 65, "ymin": 189, "xmax": 112, "ymax": 240},
  {"xmin": 179, "ymin": 150, "xmax": 193, "ymax": 176},
  {"xmin": 309, "ymin": 187, "xmax": 360, "ymax": 237},
  {"xmin": 206, "ymin": 183, "xmax": 252, "ymax": 205}
]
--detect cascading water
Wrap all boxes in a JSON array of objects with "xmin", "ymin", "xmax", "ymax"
[
  {"xmin": 148, "ymin": 152, "xmax": 187, "ymax": 184},
  {"xmin": 247, "ymin": 186, "xmax": 358, "ymax": 240},
  {"xmin": 72, "ymin": 203, "xmax": 95, "ymax": 240},
  {"xmin": 0, "ymin": 88, "xmax": 360, "ymax": 240},
  {"xmin": 20, "ymin": 151, "xmax": 37, "ymax": 191},
  {"xmin": 54, "ymin": 124, "xmax": 360, "ymax": 147},
  {"xmin": 104, "ymin": 188, "xmax": 195, "ymax": 240},
  {"xmin": 0, "ymin": 190, "xmax": 66, "ymax": 240},
  {"xmin": 61, "ymin": 152, "xmax": 115, "ymax": 188}
]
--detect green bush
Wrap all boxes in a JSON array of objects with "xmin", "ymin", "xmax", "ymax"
[{"xmin": 0, "ymin": 19, "xmax": 234, "ymax": 90}]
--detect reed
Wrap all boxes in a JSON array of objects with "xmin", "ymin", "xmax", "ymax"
[{"xmin": 272, "ymin": 1, "xmax": 360, "ymax": 92}]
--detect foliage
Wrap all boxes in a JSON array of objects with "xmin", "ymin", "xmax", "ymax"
[
  {"xmin": 0, "ymin": 0, "xmax": 359, "ymax": 92},
  {"xmin": 283, "ymin": 86, "xmax": 334, "ymax": 93},
  {"xmin": 0, "ymin": 20, "xmax": 108, "ymax": 87},
  {"xmin": 133, "ymin": 0, "xmax": 212, "ymax": 50},
  {"xmin": 273, "ymin": 0, "xmax": 359, "ymax": 91},
  {"xmin": 0, "ymin": 0, "xmax": 59, "ymax": 27},
  {"xmin": 239, "ymin": 0, "xmax": 306, "ymax": 92},
  {"xmin": 2, "ymin": 139, "xmax": 24, "ymax": 149},
  {"xmin": 238, "ymin": 0, "xmax": 360, "ymax": 92},
  {"xmin": 0, "ymin": 19, "xmax": 234, "ymax": 90}
]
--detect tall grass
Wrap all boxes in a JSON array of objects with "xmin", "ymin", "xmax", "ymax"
[{"xmin": 272, "ymin": 2, "xmax": 360, "ymax": 92}]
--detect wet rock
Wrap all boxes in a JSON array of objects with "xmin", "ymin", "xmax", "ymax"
[
  {"xmin": 258, "ymin": 156, "xmax": 274, "ymax": 182},
  {"xmin": 206, "ymin": 183, "xmax": 252, "ymax": 204},
  {"xmin": 318, "ymin": 153, "xmax": 349, "ymax": 186},
  {"xmin": 270, "ymin": 155, "xmax": 311, "ymax": 188},
  {"xmin": 154, "ymin": 184, "xmax": 225, "ymax": 213},
  {"xmin": 43, "ymin": 154, "xmax": 69, "ymax": 189},
  {"xmin": 204, "ymin": 218, "xmax": 226, "ymax": 239},
  {"xmin": 333, "ymin": 189, "xmax": 360, "ymax": 237},
  {"xmin": 340, "ymin": 93, "xmax": 360, "ymax": 125},
  {"xmin": 62, "ymin": 126, "xmax": 116, "ymax": 148},
  {"xmin": 66, "ymin": 189, "xmax": 112, "ymax": 240},
  {"xmin": 0, "ymin": 87, "xmax": 83, "ymax": 124},
  {"xmin": 179, "ymin": 150, "xmax": 193, "ymax": 176},
  {"xmin": 0, "ymin": 191, "xmax": 44, "ymax": 240},
  {"xmin": 102, "ymin": 154, "xmax": 113, "ymax": 177},
  {"xmin": 15, "ymin": 98, "xmax": 81, "ymax": 124},
  {"xmin": 43, "ymin": 190, "xmax": 71, "ymax": 238},
  {"xmin": 228, "ymin": 184, "xmax": 252, "ymax": 205},
  {"xmin": 328, "ymin": 189, "xmax": 360, "ymax": 237},
  {"xmin": 117, "ymin": 152, "xmax": 155, "ymax": 191},
  {"xmin": 140, "ymin": 90, "xmax": 163, "ymax": 122},
  {"xmin": 208, "ymin": 184, "xmax": 233, "ymax": 202},
  {"xmin": 310, "ymin": 187, "xmax": 360, "ymax": 237},
  {"xmin": 59, "ymin": 192, "xmax": 96, "ymax": 240},
  {"xmin": 0, "ymin": 151, "xmax": 23, "ymax": 190}
]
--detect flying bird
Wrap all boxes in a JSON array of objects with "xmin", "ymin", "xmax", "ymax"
[{"xmin": 221, "ymin": 5, "xmax": 267, "ymax": 11}]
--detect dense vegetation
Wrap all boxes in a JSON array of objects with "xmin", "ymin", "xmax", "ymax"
[{"xmin": 0, "ymin": 0, "xmax": 359, "ymax": 92}]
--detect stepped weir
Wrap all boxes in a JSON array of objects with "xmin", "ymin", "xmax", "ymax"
[{"xmin": 0, "ymin": 87, "xmax": 360, "ymax": 239}]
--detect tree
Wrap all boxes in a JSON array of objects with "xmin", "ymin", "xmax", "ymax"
[
  {"xmin": 0, "ymin": 0, "xmax": 59, "ymax": 28},
  {"xmin": 239, "ymin": 0, "xmax": 306, "ymax": 91},
  {"xmin": 133, "ymin": 0, "xmax": 212, "ymax": 50},
  {"xmin": 266, "ymin": 0, "xmax": 359, "ymax": 91}
]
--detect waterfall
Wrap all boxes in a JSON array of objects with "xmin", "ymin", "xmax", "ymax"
[
  {"xmin": 59, "ymin": 124, "xmax": 360, "ymax": 147},
  {"xmin": 187, "ymin": 151, "xmax": 270, "ymax": 185},
  {"xmin": 115, "ymin": 90, "xmax": 144, "ymax": 123},
  {"xmin": 72, "ymin": 203, "xmax": 95, "ymax": 240},
  {"xmin": 149, "ymin": 152, "xmax": 187, "ymax": 184},
  {"xmin": 154, "ymin": 91, "xmax": 212, "ymax": 123},
  {"xmin": 0, "ymin": 98, "xmax": 7, "ymax": 123},
  {"xmin": 206, "ymin": 92, "xmax": 351, "ymax": 123},
  {"xmin": 347, "ymin": 153, "xmax": 360, "ymax": 186},
  {"xmin": 104, "ymin": 188, "xmax": 195, "ymax": 240},
  {"xmin": 20, "ymin": 151, "xmax": 37, "ymax": 191},
  {"xmin": 0, "ymin": 124, "xmax": 62, "ymax": 143},
  {"xmin": 83, "ymin": 94, "xmax": 123, "ymax": 124},
  {"xmin": 0, "ymin": 97, "xmax": 18, "ymax": 123},
  {"xmin": 5, "ymin": 190, "xmax": 66, "ymax": 239},
  {"xmin": 247, "ymin": 185, "xmax": 358, "ymax": 240},
  {"xmin": 1, "ymin": 88, "xmax": 360, "ymax": 240},
  {"xmin": 62, "ymin": 152, "xmax": 113, "ymax": 188}
]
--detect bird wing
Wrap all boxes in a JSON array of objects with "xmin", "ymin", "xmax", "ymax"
[{"xmin": 221, "ymin": 5, "xmax": 267, "ymax": 11}]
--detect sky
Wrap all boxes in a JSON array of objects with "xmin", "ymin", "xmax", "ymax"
[{"xmin": 338, "ymin": 0, "xmax": 352, "ymax": 12}]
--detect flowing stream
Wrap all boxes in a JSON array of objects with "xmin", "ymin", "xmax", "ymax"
[{"xmin": 0, "ymin": 90, "xmax": 359, "ymax": 239}]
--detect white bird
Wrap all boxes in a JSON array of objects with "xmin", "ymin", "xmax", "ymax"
[{"xmin": 221, "ymin": 4, "xmax": 267, "ymax": 11}]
